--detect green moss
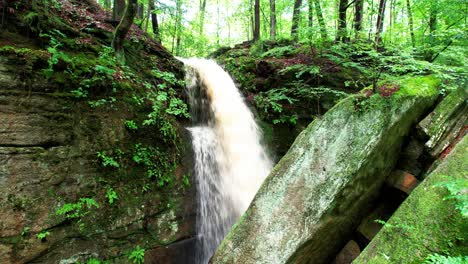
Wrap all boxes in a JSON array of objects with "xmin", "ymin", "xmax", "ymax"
[
  {"xmin": 354, "ymin": 137, "xmax": 468, "ymax": 264},
  {"xmin": 395, "ymin": 75, "xmax": 441, "ymax": 96}
]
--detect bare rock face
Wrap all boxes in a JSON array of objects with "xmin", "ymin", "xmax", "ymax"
[
  {"xmin": 211, "ymin": 76, "xmax": 440, "ymax": 264},
  {"xmin": 0, "ymin": 61, "xmax": 195, "ymax": 263}
]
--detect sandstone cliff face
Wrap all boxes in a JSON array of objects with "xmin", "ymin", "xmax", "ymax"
[
  {"xmin": 211, "ymin": 76, "xmax": 441, "ymax": 264},
  {"xmin": 0, "ymin": 1, "xmax": 196, "ymax": 263},
  {"xmin": 0, "ymin": 74, "xmax": 195, "ymax": 263}
]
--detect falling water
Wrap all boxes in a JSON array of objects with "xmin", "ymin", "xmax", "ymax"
[{"xmin": 182, "ymin": 58, "xmax": 273, "ymax": 263}]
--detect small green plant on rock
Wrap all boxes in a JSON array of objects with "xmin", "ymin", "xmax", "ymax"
[
  {"xmin": 125, "ymin": 120, "xmax": 139, "ymax": 130},
  {"xmin": 97, "ymin": 150, "xmax": 123, "ymax": 168},
  {"xmin": 105, "ymin": 187, "xmax": 118, "ymax": 205},
  {"xmin": 424, "ymin": 253, "xmax": 468, "ymax": 264},
  {"xmin": 434, "ymin": 177, "xmax": 468, "ymax": 217},
  {"xmin": 36, "ymin": 230, "xmax": 50, "ymax": 241},
  {"xmin": 128, "ymin": 246, "xmax": 145, "ymax": 264},
  {"xmin": 55, "ymin": 197, "xmax": 100, "ymax": 220}
]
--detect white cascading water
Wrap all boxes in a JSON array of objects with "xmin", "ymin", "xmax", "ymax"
[{"xmin": 182, "ymin": 58, "xmax": 273, "ymax": 263}]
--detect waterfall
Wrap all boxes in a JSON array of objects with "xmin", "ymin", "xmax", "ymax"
[{"xmin": 182, "ymin": 58, "xmax": 273, "ymax": 263}]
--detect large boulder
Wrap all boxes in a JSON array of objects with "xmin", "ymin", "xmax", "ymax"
[
  {"xmin": 211, "ymin": 76, "xmax": 440, "ymax": 264},
  {"xmin": 418, "ymin": 86, "xmax": 467, "ymax": 158},
  {"xmin": 354, "ymin": 136, "xmax": 468, "ymax": 263}
]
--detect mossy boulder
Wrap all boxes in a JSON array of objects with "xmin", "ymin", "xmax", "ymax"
[
  {"xmin": 354, "ymin": 135, "xmax": 468, "ymax": 263},
  {"xmin": 418, "ymin": 86, "xmax": 467, "ymax": 158},
  {"xmin": 211, "ymin": 76, "xmax": 440, "ymax": 264}
]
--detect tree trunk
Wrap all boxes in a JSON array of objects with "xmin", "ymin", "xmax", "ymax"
[
  {"xmin": 149, "ymin": 0, "xmax": 160, "ymax": 41},
  {"xmin": 112, "ymin": 0, "xmax": 137, "ymax": 56},
  {"xmin": 313, "ymin": 0, "xmax": 327, "ymax": 40},
  {"xmin": 253, "ymin": 0, "xmax": 260, "ymax": 41},
  {"xmin": 199, "ymin": 0, "xmax": 207, "ymax": 35},
  {"xmin": 337, "ymin": 0, "xmax": 348, "ymax": 41},
  {"xmin": 174, "ymin": 0, "xmax": 183, "ymax": 55},
  {"xmin": 406, "ymin": 0, "xmax": 415, "ymax": 48},
  {"xmin": 137, "ymin": 3, "xmax": 144, "ymax": 20},
  {"xmin": 354, "ymin": 0, "xmax": 364, "ymax": 37},
  {"xmin": 375, "ymin": 0, "xmax": 387, "ymax": 48},
  {"xmin": 270, "ymin": 0, "xmax": 276, "ymax": 40},
  {"xmin": 113, "ymin": 0, "xmax": 126, "ymax": 20},
  {"xmin": 308, "ymin": 0, "xmax": 313, "ymax": 40},
  {"xmin": 308, "ymin": 0, "xmax": 313, "ymax": 27},
  {"xmin": 388, "ymin": 0, "xmax": 395, "ymax": 43},
  {"xmin": 429, "ymin": 8, "xmax": 437, "ymax": 34},
  {"xmin": 291, "ymin": 0, "xmax": 303, "ymax": 41}
]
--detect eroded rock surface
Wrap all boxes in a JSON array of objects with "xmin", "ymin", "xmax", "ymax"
[
  {"xmin": 211, "ymin": 76, "xmax": 440, "ymax": 264},
  {"xmin": 354, "ymin": 136, "xmax": 468, "ymax": 263}
]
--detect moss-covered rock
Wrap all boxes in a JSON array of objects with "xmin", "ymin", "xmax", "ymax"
[
  {"xmin": 0, "ymin": 1, "xmax": 195, "ymax": 263},
  {"xmin": 418, "ymin": 86, "xmax": 468, "ymax": 158},
  {"xmin": 353, "ymin": 136, "xmax": 468, "ymax": 264},
  {"xmin": 211, "ymin": 75, "xmax": 440, "ymax": 264}
]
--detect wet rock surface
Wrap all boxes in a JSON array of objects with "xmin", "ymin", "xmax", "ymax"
[{"xmin": 211, "ymin": 76, "xmax": 440, "ymax": 264}]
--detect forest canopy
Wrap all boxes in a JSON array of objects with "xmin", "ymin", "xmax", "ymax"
[{"xmin": 94, "ymin": 0, "xmax": 466, "ymax": 61}]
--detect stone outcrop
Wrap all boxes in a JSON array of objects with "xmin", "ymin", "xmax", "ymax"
[
  {"xmin": 354, "ymin": 135, "xmax": 468, "ymax": 263},
  {"xmin": 0, "ymin": 1, "xmax": 196, "ymax": 262},
  {"xmin": 0, "ymin": 61, "xmax": 196, "ymax": 263},
  {"xmin": 418, "ymin": 87, "xmax": 467, "ymax": 159},
  {"xmin": 211, "ymin": 76, "xmax": 440, "ymax": 264}
]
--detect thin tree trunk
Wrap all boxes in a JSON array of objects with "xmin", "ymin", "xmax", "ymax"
[
  {"xmin": 150, "ymin": 0, "xmax": 160, "ymax": 41},
  {"xmin": 291, "ymin": 0, "xmax": 303, "ymax": 41},
  {"xmin": 429, "ymin": 8, "xmax": 437, "ymax": 34},
  {"xmin": 253, "ymin": 0, "xmax": 260, "ymax": 41},
  {"xmin": 308, "ymin": 0, "xmax": 314, "ymax": 40},
  {"xmin": 137, "ymin": 3, "xmax": 144, "ymax": 19},
  {"xmin": 406, "ymin": 0, "xmax": 415, "ymax": 47},
  {"xmin": 199, "ymin": 0, "xmax": 207, "ymax": 35},
  {"xmin": 337, "ymin": 0, "xmax": 348, "ymax": 41},
  {"xmin": 112, "ymin": 0, "xmax": 137, "ymax": 56},
  {"xmin": 354, "ymin": 0, "xmax": 364, "ymax": 37},
  {"xmin": 313, "ymin": 0, "xmax": 327, "ymax": 40},
  {"xmin": 368, "ymin": 0, "xmax": 374, "ymax": 40},
  {"xmin": 308, "ymin": 0, "xmax": 313, "ymax": 28},
  {"xmin": 113, "ymin": 0, "xmax": 126, "ymax": 20},
  {"xmin": 388, "ymin": 0, "xmax": 395, "ymax": 43},
  {"xmin": 375, "ymin": 0, "xmax": 387, "ymax": 48},
  {"xmin": 145, "ymin": 0, "xmax": 151, "ymax": 32},
  {"xmin": 175, "ymin": 0, "xmax": 182, "ymax": 55},
  {"xmin": 270, "ymin": 0, "xmax": 276, "ymax": 40}
]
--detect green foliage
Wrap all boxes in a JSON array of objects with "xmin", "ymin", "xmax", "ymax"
[
  {"xmin": 40, "ymin": 30, "xmax": 72, "ymax": 79},
  {"xmin": 132, "ymin": 143, "xmax": 174, "ymax": 186},
  {"xmin": 105, "ymin": 187, "xmax": 118, "ymax": 205},
  {"xmin": 374, "ymin": 219, "xmax": 416, "ymax": 233},
  {"xmin": 125, "ymin": 120, "xmax": 139, "ymax": 130},
  {"xmin": 55, "ymin": 198, "xmax": 100, "ymax": 220},
  {"xmin": 279, "ymin": 64, "xmax": 321, "ymax": 79},
  {"xmin": 424, "ymin": 253, "xmax": 468, "ymax": 264},
  {"xmin": 128, "ymin": 246, "xmax": 145, "ymax": 264},
  {"xmin": 97, "ymin": 150, "xmax": 123, "ymax": 168},
  {"xmin": 260, "ymin": 45, "xmax": 297, "ymax": 58},
  {"xmin": 75, "ymin": 47, "xmax": 120, "ymax": 99},
  {"xmin": 36, "ymin": 231, "xmax": 50, "ymax": 241},
  {"xmin": 142, "ymin": 69, "xmax": 189, "ymax": 141},
  {"xmin": 434, "ymin": 178, "xmax": 468, "ymax": 217},
  {"xmin": 86, "ymin": 258, "xmax": 104, "ymax": 264},
  {"xmin": 21, "ymin": 227, "xmax": 30, "ymax": 237}
]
